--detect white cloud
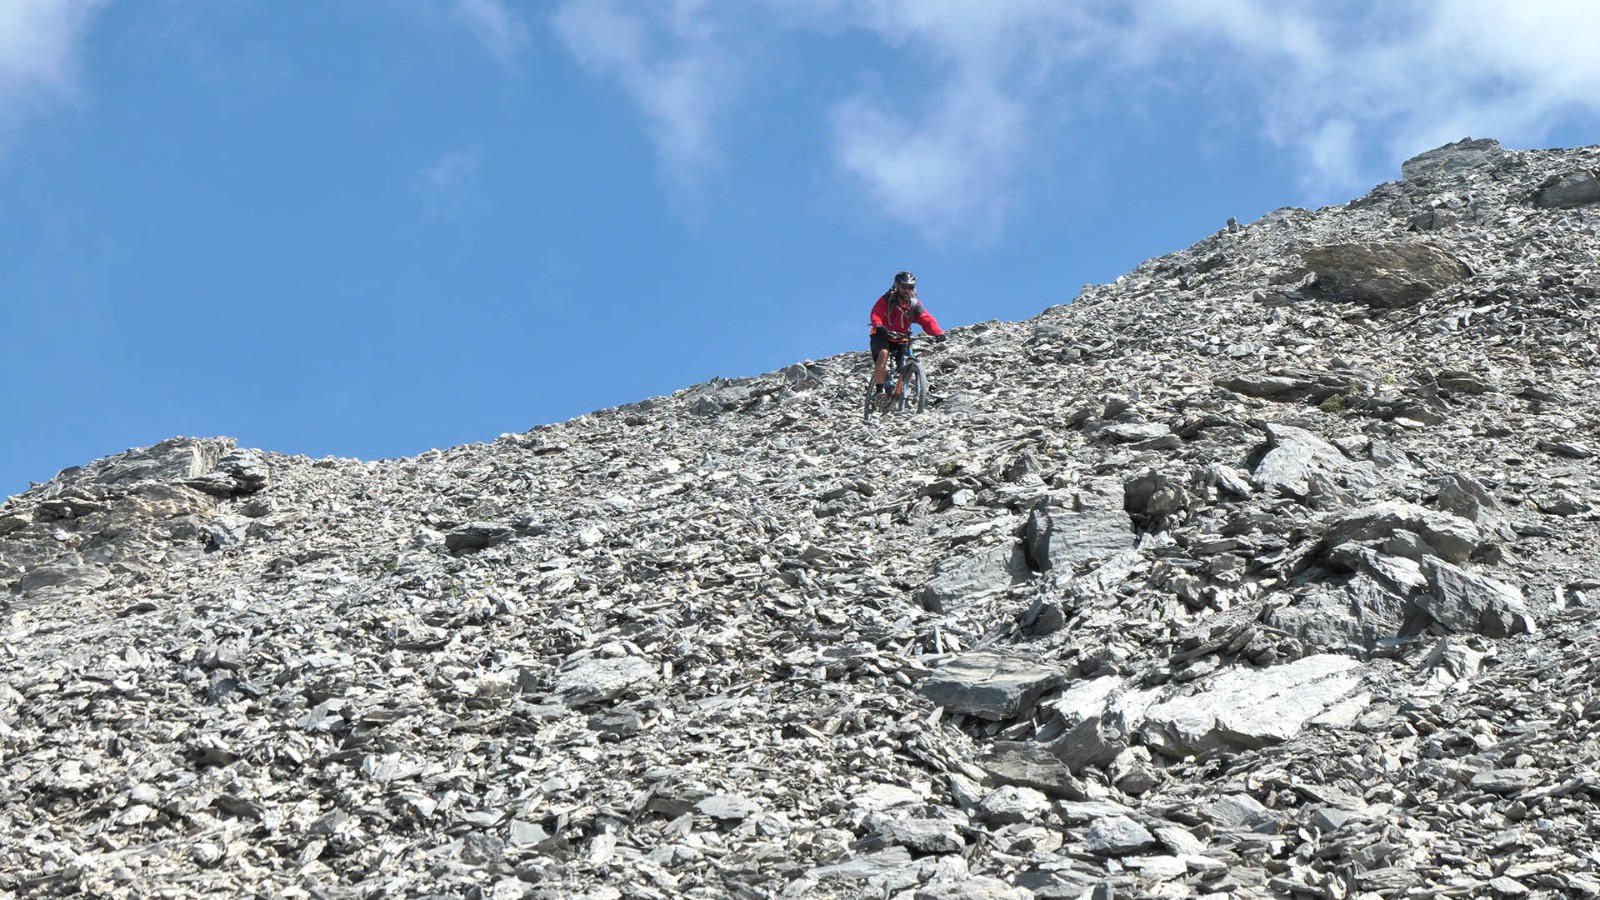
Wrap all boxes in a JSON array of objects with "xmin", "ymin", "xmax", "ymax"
[
  {"xmin": 0, "ymin": 0, "xmax": 105, "ymax": 135},
  {"xmin": 416, "ymin": 145, "xmax": 483, "ymax": 221},
  {"xmin": 1111, "ymin": 1, "xmax": 1600, "ymax": 195},
  {"xmin": 551, "ymin": 1, "xmax": 1600, "ymax": 236},
  {"xmin": 833, "ymin": 82, "xmax": 1026, "ymax": 242},
  {"xmin": 551, "ymin": 0, "xmax": 736, "ymax": 183},
  {"xmin": 449, "ymin": 0, "xmax": 530, "ymax": 69}
]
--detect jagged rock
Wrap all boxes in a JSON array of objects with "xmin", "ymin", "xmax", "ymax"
[
  {"xmin": 1252, "ymin": 422, "xmax": 1380, "ymax": 507},
  {"xmin": 1533, "ymin": 169, "xmax": 1600, "ymax": 208},
  {"xmin": 1085, "ymin": 816, "xmax": 1156, "ymax": 855},
  {"xmin": 1415, "ymin": 556, "xmax": 1534, "ymax": 638},
  {"xmin": 1048, "ymin": 714, "xmax": 1127, "ymax": 775},
  {"xmin": 1298, "ymin": 240, "xmax": 1472, "ymax": 308},
  {"xmin": 980, "ymin": 743, "xmax": 1089, "ymax": 800},
  {"xmin": 49, "ymin": 436, "xmax": 235, "ymax": 488},
  {"xmin": 975, "ymin": 786, "xmax": 1052, "ymax": 826},
  {"xmin": 1317, "ymin": 501, "xmax": 1485, "ymax": 564},
  {"xmin": 1141, "ymin": 655, "xmax": 1366, "ymax": 755},
  {"xmin": 877, "ymin": 817, "xmax": 965, "ymax": 854},
  {"xmin": 1023, "ymin": 506, "xmax": 1135, "ymax": 572},
  {"xmin": 1401, "ymin": 137, "xmax": 1505, "ymax": 181},
  {"xmin": 551, "ymin": 655, "xmax": 659, "ymax": 707},
  {"xmin": 1434, "ymin": 473, "xmax": 1505, "ymax": 530},
  {"xmin": 1203, "ymin": 794, "xmax": 1277, "ymax": 830},
  {"xmin": 445, "ymin": 522, "xmax": 516, "ymax": 554},
  {"xmin": 9, "ymin": 139, "xmax": 1600, "ymax": 899},
  {"xmin": 1122, "ymin": 469, "xmax": 1191, "ymax": 521},
  {"xmin": 921, "ymin": 652, "xmax": 1066, "ymax": 720},
  {"xmin": 920, "ymin": 543, "xmax": 1031, "ymax": 612}
]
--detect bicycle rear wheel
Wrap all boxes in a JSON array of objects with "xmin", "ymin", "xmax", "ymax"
[{"xmin": 897, "ymin": 360, "xmax": 926, "ymax": 413}]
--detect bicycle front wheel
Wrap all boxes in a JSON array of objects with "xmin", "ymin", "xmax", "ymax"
[
  {"xmin": 863, "ymin": 377, "xmax": 878, "ymax": 423},
  {"xmin": 898, "ymin": 360, "xmax": 927, "ymax": 413}
]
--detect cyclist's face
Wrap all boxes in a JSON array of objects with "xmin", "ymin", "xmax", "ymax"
[{"xmin": 894, "ymin": 284, "xmax": 913, "ymax": 300}]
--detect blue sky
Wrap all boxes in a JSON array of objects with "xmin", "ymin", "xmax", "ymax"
[{"xmin": 4, "ymin": 1, "xmax": 1599, "ymax": 496}]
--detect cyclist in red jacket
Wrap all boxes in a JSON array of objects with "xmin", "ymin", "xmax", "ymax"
[{"xmin": 870, "ymin": 270, "xmax": 945, "ymax": 394}]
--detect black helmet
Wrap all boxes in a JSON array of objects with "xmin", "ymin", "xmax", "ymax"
[{"xmin": 894, "ymin": 271, "xmax": 916, "ymax": 289}]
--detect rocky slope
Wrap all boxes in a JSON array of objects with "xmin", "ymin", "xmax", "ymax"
[{"xmin": 4, "ymin": 137, "xmax": 1600, "ymax": 899}]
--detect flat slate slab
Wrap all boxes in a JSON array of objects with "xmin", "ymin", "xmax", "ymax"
[
  {"xmin": 1142, "ymin": 654, "xmax": 1365, "ymax": 755},
  {"xmin": 920, "ymin": 652, "xmax": 1067, "ymax": 720}
]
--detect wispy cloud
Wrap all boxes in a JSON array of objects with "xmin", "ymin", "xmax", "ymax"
[
  {"xmin": 832, "ymin": 82, "xmax": 1026, "ymax": 243},
  {"xmin": 0, "ymin": 0, "xmax": 105, "ymax": 137},
  {"xmin": 549, "ymin": 1, "xmax": 1600, "ymax": 237},
  {"xmin": 415, "ymin": 145, "xmax": 484, "ymax": 221},
  {"xmin": 1113, "ymin": 0, "xmax": 1600, "ymax": 195},
  {"xmin": 448, "ymin": 0, "xmax": 530, "ymax": 69},
  {"xmin": 550, "ymin": 0, "xmax": 739, "ymax": 185}
]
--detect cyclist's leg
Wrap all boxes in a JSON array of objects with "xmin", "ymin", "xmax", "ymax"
[{"xmin": 870, "ymin": 333, "xmax": 893, "ymax": 389}]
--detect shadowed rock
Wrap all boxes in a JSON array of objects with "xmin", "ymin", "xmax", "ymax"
[
  {"xmin": 921, "ymin": 652, "xmax": 1067, "ymax": 720},
  {"xmin": 1533, "ymin": 170, "xmax": 1600, "ymax": 209},
  {"xmin": 1298, "ymin": 240, "xmax": 1471, "ymax": 308}
]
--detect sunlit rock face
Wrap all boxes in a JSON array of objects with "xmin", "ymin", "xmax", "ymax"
[{"xmin": 5, "ymin": 139, "xmax": 1600, "ymax": 898}]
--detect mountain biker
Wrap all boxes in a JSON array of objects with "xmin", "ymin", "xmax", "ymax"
[{"xmin": 870, "ymin": 271, "xmax": 945, "ymax": 393}]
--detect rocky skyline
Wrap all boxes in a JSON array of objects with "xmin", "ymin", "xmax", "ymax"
[{"xmin": 4, "ymin": 138, "xmax": 1600, "ymax": 899}]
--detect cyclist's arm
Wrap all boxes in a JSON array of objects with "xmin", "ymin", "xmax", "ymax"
[
  {"xmin": 868, "ymin": 296, "xmax": 889, "ymax": 330},
  {"xmin": 915, "ymin": 307, "xmax": 944, "ymax": 336}
]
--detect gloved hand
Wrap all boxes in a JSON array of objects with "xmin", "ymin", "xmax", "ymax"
[{"xmin": 934, "ymin": 333, "xmax": 948, "ymax": 343}]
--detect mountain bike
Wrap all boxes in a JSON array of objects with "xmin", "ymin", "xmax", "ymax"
[{"xmin": 864, "ymin": 333, "xmax": 927, "ymax": 422}]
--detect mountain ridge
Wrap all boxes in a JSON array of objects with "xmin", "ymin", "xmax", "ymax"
[{"xmin": 4, "ymin": 137, "xmax": 1600, "ymax": 899}]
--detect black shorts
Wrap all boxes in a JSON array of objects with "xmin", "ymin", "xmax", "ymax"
[{"xmin": 869, "ymin": 331, "xmax": 909, "ymax": 363}]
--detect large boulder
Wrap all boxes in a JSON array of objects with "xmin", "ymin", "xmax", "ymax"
[
  {"xmin": 1023, "ymin": 505, "xmax": 1136, "ymax": 572},
  {"xmin": 1400, "ymin": 138, "xmax": 1505, "ymax": 181},
  {"xmin": 920, "ymin": 543, "xmax": 1031, "ymax": 612},
  {"xmin": 1532, "ymin": 170, "xmax": 1600, "ymax": 209},
  {"xmin": 1415, "ymin": 557, "xmax": 1534, "ymax": 639},
  {"xmin": 551, "ymin": 655, "xmax": 660, "ymax": 708},
  {"xmin": 1251, "ymin": 423, "xmax": 1381, "ymax": 508},
  {"xmin": 45, "ymin": 437, "xmax": 236, "ymax": 490},
  {"xmin": 1317, "ymin": 501, "xmax": 1486, "ymax": 564},
  {"xmin": 920, "ymin": 652, "xmax": 1067, "ymax": 720},
  {"xmin": 1298, "ymin": 241, "xmax": 1471, "ymax": 308},
  {"xmin": 1270, "ymin": 548, "xmax": 1533, "ymax": 649},
  {"xmin": 1141, "ymin": 655, "xmax": 1366, "ymax": 756}
]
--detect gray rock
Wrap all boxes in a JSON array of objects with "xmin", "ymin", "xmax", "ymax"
[
  {"xmin": 1533, "ymin": 169, "xmax": 1600, "ymax": 208},
  {"xmin": 1048, "ymin": 714, "xmax": 1126, "ymax": 775},
  {"xmin": 1142, "ymin": 655, "xmax": 1366, "ymax": 755},
  {"xmin": 1084, "ymin": 816, "xmax": 1156, "ymax": 855},
  {"xmin": 1401, "ymin": 138, "xmax": 1505, "ymax": 181},
  {"xmin": 1415, "ymin": 557, "xmax": 1534, "ymax": 638},
  {"xmin": 979, "ymin": 742, "xmax": 1089, "ymax": 800},
  {"xmin": 921, "ymin": 652, "xmax": 1066, "ymax": 720},
  {"xmin": 551, "ymin": 655, "xmax": 659, "ymax": 707},
  {"xmin": 879, "ymin": 817, "xmax": 965, "ymax": 854},
  {"xmin": 1434, "ymin": 473, "xmax": 1504, "ymax": 530},
  {"xmin": 920, "ymin": 543, "xmax": 1031, "ymax": 612},
  {"xmin": 1298, "ymin": 240, "xmax": 1472, "ymax": 308},
  {"xmin": 445, "ymin": 522, "xmax": 516, "ymax": 554},
  {"xmin": 1318, "ymin": 501, "xmax": 1485, "ymax": 564},
  {"xmin": 1203, "ymin": 793, "xmax": 1276, "ymax": 830},
  {"xmin": 975, "ymin": 786, "xmax": 1052, "ymax": 826},
  {"xmin": 695, "ymin": 793, "xmax": 761, "ymax": 822},
  {"xmin": 1025, "ymin": 507, "xmax": 1135, "ymax": 573},
  {"xmin": 915, "ymin": 876, "xmax": 1032, "ymax": 900},
  {"xmin": 1252, "ymin": 422, "xmax": 1381, "ymax": 507}
]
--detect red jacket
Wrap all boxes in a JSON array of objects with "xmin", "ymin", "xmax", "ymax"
[{"xmin": 870, "ymin": 293, "xmax": 943, "ymax": 340}]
